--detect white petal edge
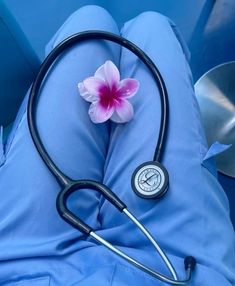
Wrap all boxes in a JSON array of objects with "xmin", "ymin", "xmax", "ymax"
[
  {"xmin": 111, "ymin": 100, "xmax": 134, "ymax": 123},
  {"xmin": 83, "ymin": 77, "xmax": 106, "ymax": 96},
  {"xmin": 104, "ymin": 60, "xmax": 120, "ymax": 89},
  {"xmin": 78, "ymin": 82, "xmax": 97, "ymax": 102},
  {"xmin": 88, "ymin": 102, "xmax": 114, "ymax": 123},
  {"xmin": 94, "ymin": 64, "xmax": 106, "ymax": 81}
]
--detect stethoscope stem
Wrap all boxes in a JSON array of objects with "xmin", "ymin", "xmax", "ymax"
[
  {"xmin": 90, "ymin": 229, "xmax": 192, "ymax": 285},
  {"xmin": 123, "ymin": 208, "xmax": 178, "ymax": 280},
  {"xmin": 56, "ymin": 180, "xmax": 196, "ymax": 285}
]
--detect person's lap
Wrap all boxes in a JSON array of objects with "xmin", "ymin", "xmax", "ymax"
[
  {"xmin": 0, "ymin": 5, "xmax": 120, "ymax": 285},
  {"xmin": 100, "ymin": 11, "xmax": 235, "ymax": 285},
  {"xmin": 0, "ymin": 5, "xmax": 234, "ymax": 286}
]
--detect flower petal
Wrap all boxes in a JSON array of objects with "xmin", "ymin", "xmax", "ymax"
[
  {"xmin": 111, "ymin": 99, "xmax": 134, "ymax": 123},
  {"xmin": 78, "ymin": 82, "xmax": 97, "ymax": 102},
  {"xmin": 88, "ymin": 102, "xmax": 114, "ymax": 123},
  {"xmin": 83, "ymin": 77, "xmax": 106, "ymax": 97},
  {"xmin": 117, "ymin": 78, "xmax": 139, "ymax": 98},
  {"xmin": 94, "ymin": 64, "xmax": 106, "ymax": 81},
  {"xmin": 104, "ymin": 60, "xmax": 120, "ymax": 89}
]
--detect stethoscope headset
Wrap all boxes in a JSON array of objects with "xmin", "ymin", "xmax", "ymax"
[{"xmin": 27, "ymin": 31, "xmax": 196, "ymax": 285}]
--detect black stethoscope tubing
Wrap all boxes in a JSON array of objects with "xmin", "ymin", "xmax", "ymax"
[
  {"xmin": 27, "ymin": 31, "xmax": 196, "ymax": 285},
  {"xmin": 27, "ymin": 30, "xmax": 169, "ymax": 189}
]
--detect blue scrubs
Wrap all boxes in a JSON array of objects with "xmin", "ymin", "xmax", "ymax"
[{"xmin": 0, "ymin": 5, "xmax": 234, "ymax": 285}]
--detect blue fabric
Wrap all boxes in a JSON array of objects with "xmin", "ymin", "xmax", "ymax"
[
  {"xmin": 0, "ymin": 5, "xmax": 234, "ymax": 286},
  {"xmin": 202, "ymin": 142, "xmax": 232, "ymax": 177}
]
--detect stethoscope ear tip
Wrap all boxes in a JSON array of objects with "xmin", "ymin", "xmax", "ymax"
[{"xmin": 184, "ymin": 256, "xmax": 197, "ymax": 271}]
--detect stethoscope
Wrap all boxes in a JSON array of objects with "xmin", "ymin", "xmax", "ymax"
[{"xmin": 27, "ymin": 31, "xmax": 196, "ymax": 285}]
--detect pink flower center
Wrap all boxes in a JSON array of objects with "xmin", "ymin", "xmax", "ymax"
[{"xmin": 99, "ymin": 85, "xmax": 121, "ymax": 109}]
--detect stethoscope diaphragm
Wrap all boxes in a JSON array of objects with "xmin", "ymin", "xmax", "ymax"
[{"xmin": 132, "ymin": 161, "xmax": 169, "ymax": 199}]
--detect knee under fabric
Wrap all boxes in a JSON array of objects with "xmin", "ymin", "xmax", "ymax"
[{"xmin": 0, "ymin": 6, "xmax": 234, "ymax": 286}]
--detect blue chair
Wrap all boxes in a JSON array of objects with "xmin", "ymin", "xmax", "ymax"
[{"xmin": 0, "ymin": 0, "xmax": 40, "ymax": 127}]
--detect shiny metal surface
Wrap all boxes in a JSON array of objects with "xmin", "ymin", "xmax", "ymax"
[
  {"xmin": 90, "ymin": 229, "xmax": 191, "ymax": 285},
  {"xmin": 195, "ymin": 61, "xmax": 235, "ymax": 178},
  {"xmin": 123, "ymin": 208, "xmax": 178, "ymax": 280}
]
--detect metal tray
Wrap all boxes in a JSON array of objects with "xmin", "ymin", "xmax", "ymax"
[{"xmin": 195, "ymin": 61, "xmax": 235, "ymax": 178}]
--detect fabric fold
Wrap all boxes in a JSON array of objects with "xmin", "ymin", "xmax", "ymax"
[{"xmin": 202, "ymin": 141, "xmax": 232, "ymax": 176}]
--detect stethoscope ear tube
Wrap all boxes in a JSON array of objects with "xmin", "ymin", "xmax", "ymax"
[
  {"xmin": 27, "ymin": 30, "xmax": 169, "ymax": 188},
  {"xmin": 56, "ymin": 179, "xmax": 127, "ymax": 234},
  {"xmin": 57, "ymin": 184, "xmax": 196, "ymax": 285}
]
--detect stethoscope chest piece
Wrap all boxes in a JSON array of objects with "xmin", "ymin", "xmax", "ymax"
[{"xmin": 131, "ymin": 161, "xmax": 169, "ymax": 199}]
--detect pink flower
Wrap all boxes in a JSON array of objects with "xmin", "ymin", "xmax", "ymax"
[{"xmin": 78, "ymin": 60, "xmax": 139, "ymax": 123}]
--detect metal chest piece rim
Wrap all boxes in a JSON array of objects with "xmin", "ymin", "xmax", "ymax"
[{"xmin": 131, "ymin": 161, "xmax": 169, "ymax": 199}]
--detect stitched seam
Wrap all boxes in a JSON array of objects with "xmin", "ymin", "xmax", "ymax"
[
  {"xmin": 48, "ymin": 275, "xmax": 51, "ymax": 286},
  {"xmin": 109, "ymin": 263, "xmax": 117, "ymax": 286},
  {"xmin": 4, "ymin": 109, "xmax": 27, "ymax": 161}
]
